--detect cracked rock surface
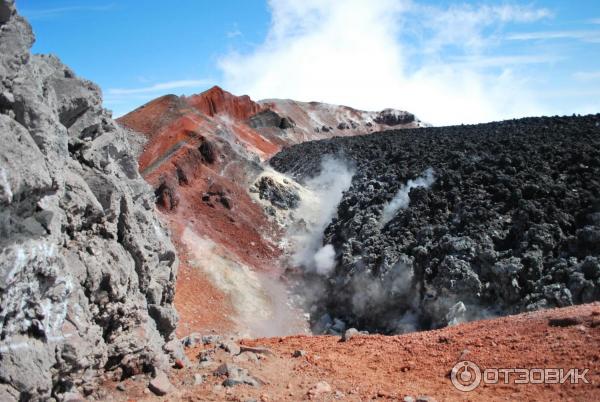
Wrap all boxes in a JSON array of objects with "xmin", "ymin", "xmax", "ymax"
[
  {"xmin": 0, "ymin": 1, "xmax": 179, "ymax": 400},
  {"xmin": 270, "ymin": 115, "xmax": 600, "ymax": 333}
]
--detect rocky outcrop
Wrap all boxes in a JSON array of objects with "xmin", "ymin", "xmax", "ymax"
[
  {"xmin": 257, "ymin": 98, "xmax": 426, "ymax": 145},
  {"xmin": 247, "ymin": 109, "xmax": 295, "ymax": 130},
  {"xmin": 271, "ymin": 115, "xmax": 600, "ymax": 333},
  {"xmin": 253, "ymin": 176, "xmax": 300, "ymax": 210},
  {"xmin": 374, "ymin": 108, "xmax": 415, "ymax": 126},
  {"xmin": 187, "ymin": 85, "xmax": 262, "ymax": 121},
  {"xmin": 0, "ymin": 1, "xmax": 179, "ymax": 400}
]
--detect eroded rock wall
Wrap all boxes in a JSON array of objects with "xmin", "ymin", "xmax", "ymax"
[{"xmin": 0, "ymin": 1, "xmax": 178, "ymax": 400}]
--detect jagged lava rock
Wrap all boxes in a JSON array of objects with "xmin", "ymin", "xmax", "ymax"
[
  {"xmin": 0, "ymin": 1, "xmax": 179, "ymax": 400},
  {"xmin": 270, "ymin": 115, "xmax": 600, "ymax": 333}
]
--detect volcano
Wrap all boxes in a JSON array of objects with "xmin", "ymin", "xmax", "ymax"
[{"xmin": 2, "ymin": 1, "xmax": 600, "ymax": 400}]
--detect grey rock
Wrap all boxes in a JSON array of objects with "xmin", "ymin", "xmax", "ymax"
[
  {"xmin": 248, "ymin": 109, "xmax": 295, "ymax": 130},
  {"xmin": 163, "ymin": 339, "xmax": 189, "ymax": 366},
  {"xmin": 233, "ymin": 351, "xmax": 260, "ymax": 365},
  {"xmin": 199, "ymin": 361, "xmax": 216, "ymax": 369},
  {"xmin": 239, "ymin": 345, "xmax": 274, "ymax": 356},
  {"xmin": 148, "ymin": 370, "xmax": 172, "ymax": 396},
  {"xmin": 214, "ymin": 363, "xmax": 261, "ymax": 387},
  {"xmin": 0, "ymin": 2, "xmax": 179, "ymax": 400},
  {"xmin": 62, "ymin": 391, "xmax": 86, "ymax": 402},
  {"xmin": 219, "ymin": 340, "xmax": 241, "ymax": 355},
  {"xmin": 254, "ymin": 175, "xmax": 300, "ymax": 210},
  {"xmin": 313, "ymin": 313, "xmax": 333, "ymax": 333},
  {"xmin": 341, "ymin": 328, "xmax": 359, "ymax": 342},
  {"xmin": 331, "ymin": 318, "xmax": 347, "ymax": 333},
  {"xmin": 292, "ymin": 350, "xmax": 306, "ymax": 358},
  {"xmin": 374, "ymin": 109, "xmax": 415, "ymax": 126},
  {"xmin": 181, "ymin": 332, "xmax": 203, "ymax": 347},
  {"xmin": 202, "ymin": 334, "xmax": 222, "ymax": 345}
]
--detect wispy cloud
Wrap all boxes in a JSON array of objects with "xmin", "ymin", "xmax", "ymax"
[
  {"xmin": 415, "ymin": 3, "xmax": 552, "ymax": 53},
  {"xmin": 107, "ymin": 79, "xmax": 210, "ymax": 95},
  {"xmin": 590, "ymin": 18, "xmax": 600, "ymax": 25},
  {"xmin": 448, "ymin": 54, "xmax": 561, "ymax": 69},
  {"xmin": 507, "ymin": 30, "xmax": 600, "ymax": 43},
  {"xmin": 227, "ymin": 30, "xmax": 242, "ymax": 38},
  {"xmin": 219, "ymin": 0, "xmax": 552, "ymax": 125},
  {"xmin": 227, "ymin": 23, "xmax": 243, "ymax": 39},
  {"xmin": 22, "ymin": 4, "xmax": 116, "ymax": 20},
  {"xmin": 573, "ymin": 71, "xmax": 600, "ymax": 81}
]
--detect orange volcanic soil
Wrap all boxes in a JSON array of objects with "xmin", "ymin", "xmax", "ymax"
[
  {"xmin": 103, "ymin": 303, "xmax": 600, "ymax": 401},
  {"xmin": 119, "ymin": 87, "xmax": 285, "ymax": 336}
]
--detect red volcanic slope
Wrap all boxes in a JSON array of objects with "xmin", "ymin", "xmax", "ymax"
[
  {"xmin": 120, "ymin": 87, "xmax": 282, "ymax": 335},
  {"xmin": 117, "ymin": 86, "xmax": 420, "ymax": 336},
  {"xmin": 187, "ymin": 86, "xmax": 262, "ymax": 120}
]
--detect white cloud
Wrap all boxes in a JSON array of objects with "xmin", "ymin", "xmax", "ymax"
[
  {"xmin": 227, "ymin": 30, "xmax": 242, "ymax": 38},
  {"xmin": 573, "ymin": 71, "xmax": 600, "ymax": 81},
  {"xmin": 447, "ymin": 54, "xmax": 561, "ymax": 68},
  {"xmin": 507, "ymin": 30, "xmax": 600, "ymax": 42},
  {"xmin": 218, "ymin": 0, "xmax": 553, "ymax": 125},
  {"xmin": 22, "ymin": 4, "xmax": 115, "ymax": 20},
  {"xmin": 227, "ymin": 22, "xmax": 243, "ymax": 38},
  {"xmin": 105, "ymin": 79, "xmax": 212, "ymax": 117},
  {"xmin": 107, "ymin": 79, "xmax": 210, "ymax": 95},
  {"xmin": 415, "ymin": 3, "xmax": 552, "ymax": 54}
]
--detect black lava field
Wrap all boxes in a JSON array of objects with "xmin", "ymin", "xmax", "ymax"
[{"xmin": 270, "ymin": 115, "xmax": 600, "ymax": 333}]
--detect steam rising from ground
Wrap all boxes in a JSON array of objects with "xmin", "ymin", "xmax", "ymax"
[
  {"xmin": 182, "ymin": 228, "xmax": 309, "ymax": 337},
  {"xmin": 381, "ymin": 168, "xmax": 435, "ymax": 224},
  {"xmin": 288, "ymin": 157, "xmax": 355, "ymax": 275},
  {"xmin": 313, "ymin": 244, "xmax": 336, "ymax": 275}
]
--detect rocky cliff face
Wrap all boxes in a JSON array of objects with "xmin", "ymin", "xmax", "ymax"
[
  {"xmin": 0, "ymin": 1, "xmax": 179, "ymax": 400},
  {"xmin": 271, "ymin": 115, "xmax": 600, "ymax": 334}
]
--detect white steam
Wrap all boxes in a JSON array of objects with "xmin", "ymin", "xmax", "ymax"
[
  {"xmin": 289, "ymin": 157, "xmax": 354, "ymax": 276},
  {"xmin": 313, "ymin": 244, "xmax": 336, "ymax": 275},
  {"xmin": 218, "ymin": 0, "xmax": 564, "ymax": 126},
  {"xmin": 381, "ymin": 168, "xmax": 435, "ymax": 224},
  {"xmin": 182, "ymin": 227, "xmax": 309, "ymax": 337}
]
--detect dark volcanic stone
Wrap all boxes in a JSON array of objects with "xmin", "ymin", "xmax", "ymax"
[
  {"xmin": 248, "ymin": 109, "xmax": 295, "ymax": 130},
  {"xmin": 374, "ymin": 109, "xmax": 415, "ymax": 126},
  {"xmin": 270, "ymin": 114, "xmax": 600, "ymax": 333},
  {"xmin": 256, "ymin": 176, "xmax": 300, "ymax": 210},
  {"xmin": 199, "ymin": 140, "xmax": 216, "ymax": 164}
]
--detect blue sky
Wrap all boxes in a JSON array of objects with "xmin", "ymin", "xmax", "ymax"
[{"xmin": 19, "ymin": 0, "xmax": 600, "ymax": 125}]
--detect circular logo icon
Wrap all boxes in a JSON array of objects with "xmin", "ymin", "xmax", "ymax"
[{"xmin": 451, "ymin": 360, "xmax": 482, "ymax": 392}]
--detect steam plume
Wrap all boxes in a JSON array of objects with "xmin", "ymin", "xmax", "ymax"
[{"xmin": 381, "ymin": 168, "xmax": 435, "ymax": 224}]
